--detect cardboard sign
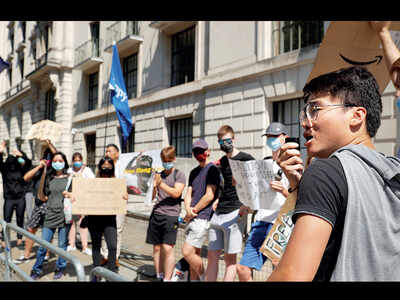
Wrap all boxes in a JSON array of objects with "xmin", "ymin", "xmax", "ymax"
[
  {"xmin": 307, "ymin": 21, "xmax": 400, "ymax": 94},
  {"xmin": 259, "ymin": 191, "xmax": 297, "ymax": 261},
  {"xmin": 71, "ymin": 178, "xmax": 127, "ymax": 215},
  {"xmin": 119, "ymin": 150, "xmax": 163, "ymax": 199},
  {"xmin": 229, "ymin": 159, "xmax": 282, "ymax": 211},
  {"xmin": 25, "ymin": 120, "xmax": 64, "ymax": 143}
]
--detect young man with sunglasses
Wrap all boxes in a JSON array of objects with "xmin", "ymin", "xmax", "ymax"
[
  {"xmin": 205, "ymin": 125, "xmax": 255, "ymax": 281},
  {"xmin": 182, "ymin": 139, "xmax": 221, "ymax": 281},
  {"xmin": 268, "ymin": 66, "xmax": 400, "ymax": 281}
]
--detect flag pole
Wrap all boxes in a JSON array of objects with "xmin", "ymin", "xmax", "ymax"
[{"xmin": 104, "ymin": 41, "xmax": 116, "ymax": 155}]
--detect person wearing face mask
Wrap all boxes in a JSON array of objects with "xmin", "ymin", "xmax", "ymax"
[
  {"xmin": 0, "ymin": 140, "xmax": 32, "ymax": 249},
  {"xmin": 205, "ymin": 125, "xmax": 255, "ymax": 282},
  {"xmin": 15, "ymin": 141, "xmax": 57, "ymax": 264},
  {"xmin": 30, "ymin": 152, "xmax": 72, "ymax": 280},
  {"xmin": 85, "ymin": 157, "xmax": 127, "ymax": 280},
  {"xmin": 236, "ymin": 122, "xmax": 289, "ymax": 281},
  {"xmin": 66, "ymin": 152, "xmax": 95, "ymax": 256},
  {"xmin": 182, "ymin": 139, "xmax": 221, "ymax": 282},
  {"xmin": 145, "ymin": 146, "xmax": 186, "ymax": 281}
]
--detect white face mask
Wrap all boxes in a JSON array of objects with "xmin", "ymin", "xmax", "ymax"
[{"xmin": 266, "ymin": 137, "xmax": 282, "ymax": 152}]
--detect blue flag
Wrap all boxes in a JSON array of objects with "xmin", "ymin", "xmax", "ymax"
[
  {"xmin": 108, "ymin": 44, "xmax": 133, "ymax": 146},
  {"xmin": 0, "ymin": 56, "xmax": 10, "ymax": 73}
]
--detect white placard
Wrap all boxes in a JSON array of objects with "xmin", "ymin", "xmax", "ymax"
[{"xmin": 228, "ymin": 159, "xmax": 282, "ymax": 211}]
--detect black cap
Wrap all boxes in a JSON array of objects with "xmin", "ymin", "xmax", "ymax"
[{"xmin": 262, "ymin": 122, "xmax": 288, "ymax": 136}]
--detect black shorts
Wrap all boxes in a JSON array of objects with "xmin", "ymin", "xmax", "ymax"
[{"xmin": 145, "ymin": 213, "xmax": 179, "ymax": 245}]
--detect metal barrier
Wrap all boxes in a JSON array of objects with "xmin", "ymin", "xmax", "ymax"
[
  {"xmin": 0, "ymin": 219, "xmax": 86, "ymax": 282},
  {"xmin": 89, "ymin": 266, "xmax": 130, "ymax": 282}
]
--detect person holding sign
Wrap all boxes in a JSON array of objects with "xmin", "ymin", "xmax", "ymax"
[
  {"xmin": 268, "ymin": 66, "xmax": 400, "ymax": 281},
  {"xmin": 87, "ymin": 157, "xmax": 123, "ymax": 278},
  {"xmin": 182, "ymin": 139, "xmax": 221, "ymax": 281},
  {"xmin": 236, "ymin": 122, "xmax": 289, "ymax": 281},
  {"xmin": 370, "ymin": 21, "xmax": 400, "ymax": 98},
  {"xmin": 206, "ymin": 125, "xmax": 255, "ymax": 282},
  {"xmin": 16, "ymin": 141, "xmax": 56, "ymax": 264},
  {"xmin": 145, "ymin": 146, "xmax": 186, "ymax": 281},
  {"xmin": 30, "ymin": 152, "xmax": 72, "ymax": 280}
]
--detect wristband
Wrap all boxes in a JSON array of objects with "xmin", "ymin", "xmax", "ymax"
[{"xmin": 288, "ymin": 186, "xmax": 298, "ymax": 193}]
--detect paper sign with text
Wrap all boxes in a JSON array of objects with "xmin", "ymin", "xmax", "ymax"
[
  {"xmin": 228, "ymin": 159, "xmax": 282, "ymax": 211},
  {"xmin": 71, "ymin": 178, "xmax": 127, "ymax": 215},
  {"xmin": 25, "ymin": 120, "xmax": 64, "ymax": 143}
]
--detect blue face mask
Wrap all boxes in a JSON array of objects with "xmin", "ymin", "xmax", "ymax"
[
  {"xmin": 17, "ymin": 157, "xmax": 25, "ymax": 164},
  {"xmin": 162, "ymin": 162, "xmax": 174, "ymax": 170},
  {"xmin": 266, "ymin": 137, "xmax": 282, "ymax": 152},
  {"xmin": 73, "ymin": 161, "xmax": 83, "ymax": 169},
  {"xmin": 52, "ymin": 161, "xmax": 65, "ymax": 171}
]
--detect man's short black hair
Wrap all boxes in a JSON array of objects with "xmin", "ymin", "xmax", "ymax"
[
  {"xmin": 303, "ymin": 66, "xmax": 382, "ymax": 138},
  {"xmin": 106, "ymin": 144, "xmax": 119, "ymax": 152}
]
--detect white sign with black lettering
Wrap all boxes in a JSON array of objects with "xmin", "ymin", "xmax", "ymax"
[{"xmin": 228, "ymin": 159, "xmax": 282, "ymax": 211}]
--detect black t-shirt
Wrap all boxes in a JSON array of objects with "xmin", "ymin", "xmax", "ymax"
[
  {"xmin": 216, "ymin": 151, "xmax": 255, "ymax": 214},
  {"xmin": 292, "ymin": 156, "xmax": 348, "ymax": 282}
]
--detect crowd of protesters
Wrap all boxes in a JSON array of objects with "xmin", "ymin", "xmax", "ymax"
[{"xmin": 1, "ymin": 21, "xmax": 400, "ymax": 282}]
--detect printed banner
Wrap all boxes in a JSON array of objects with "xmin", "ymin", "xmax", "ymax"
[
  {"xmin": 118, "ymin": 150, "xmax": 163, "ymax": 204},
  {"xmin": 228, "ymin": 159, "xmax": 282, "ymax": 211},
  {"xmin": 71, "ymin": 177, "xmax": 127, "ymax": 215}
]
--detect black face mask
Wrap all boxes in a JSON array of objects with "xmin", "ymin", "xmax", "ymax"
[
  {"xmin": 220, "ymin": 142, "xmax": 233, "ymax": 153},
  {"xmin": 100, "ymin": 168, "xmax": 114, "ymax": 177}
]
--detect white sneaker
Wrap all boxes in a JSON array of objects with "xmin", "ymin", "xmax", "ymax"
[
  {"xmin": 67, "ymin": 245, "xmax": 76, "ymax": 252},
  {"xmin": 82, "ymin": 248, "xmax": 92, "ymax": 256},
  {"xmin": 14, "ymin": 255, "xmax": 30, "ymax": 264}
]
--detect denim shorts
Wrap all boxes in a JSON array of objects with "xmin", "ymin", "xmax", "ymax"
[{"xmin": 239, "ymin": 221, "xmax": 273, "ymax": 271}]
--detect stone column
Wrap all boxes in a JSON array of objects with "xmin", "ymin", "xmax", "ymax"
[
  {"xmin": 137, "ymin": 42, "xmax": 143, "ymax": 98},
  {"xmin": 195, "ymin": 21, "xmax": 203, "ymax": 81}
]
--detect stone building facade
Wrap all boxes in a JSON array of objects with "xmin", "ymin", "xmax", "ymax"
[{"xmin": 0, "ymin": 21, "xmax": 398, "ymax": 172}]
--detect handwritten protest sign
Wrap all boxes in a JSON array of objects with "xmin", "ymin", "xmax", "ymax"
[
  {"xmin": 119, "ymin": 150, "xmax": 163, "ymax": 206},
  {"xmin": 71, "ymin": 178, "xmax": 127, "ymax": 215},
  {"xmin": 228, "ymin": 159, "xmax": 282, "ymax": 211},
  {"xmin": 25, "ymin": 120, "xmax": 64, "ymax": 143},
  {"xmin": 260, "ymin": 191, "xmax": 297, "ymax": 261},
  {"xmin": 307, "ymin": 21, "xmax": 400, "ymax": 94}
]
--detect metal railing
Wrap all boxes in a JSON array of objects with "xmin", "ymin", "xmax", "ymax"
[
  {"xmin": 0, "ymin": 220, "xmax": 86, "ymax": 282},
  {"xmin": 74, "ymin": 38, "xmax": 103, "ymax": 67},
  {"xmin": 89, "ymin": 266, "xmax": 130, "ymax": 282},
  {"xmin": 106, "ymin": 21, "xmax": 140, "ymax": 48}
]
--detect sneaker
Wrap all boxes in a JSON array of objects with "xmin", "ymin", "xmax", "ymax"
[
  {"xmin": 67, "ymin": 245, "xmax": 76, "ymax": 252},
  {"xmin": 30, "ymin": 270, "xmax": 40, "ymax": 281},
  {"xmin": 14, "ymin": 255, "xmax": 30, "ymax": 264},
  {"xmin": 53, "ymin": 269, "xmax": 63, "ymax": 280},
  {"xmin": 82, "ymin": 248, "xmax": 92, "ymax": 256}
]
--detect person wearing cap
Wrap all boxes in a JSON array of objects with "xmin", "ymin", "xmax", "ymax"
[
  {"xmin": 205, "ymin": 125, "xmax": 255, "ymax": 281},
  {"xmin": 236, "ymin": 122, "xmax": 289, "ymax": 281},
  {"xmin": 182, "ymin": 139, "xmax": 221, "ymax": 281}
]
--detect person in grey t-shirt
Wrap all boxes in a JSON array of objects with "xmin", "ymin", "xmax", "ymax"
[{"xmin": 145, "ymin": 146, "xmax": 186, "ymax": 281}]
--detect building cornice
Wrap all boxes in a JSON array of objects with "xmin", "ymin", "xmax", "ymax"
[{"xmin": 72, "ymin": 47, "xmax": 318, "ymax": 124}]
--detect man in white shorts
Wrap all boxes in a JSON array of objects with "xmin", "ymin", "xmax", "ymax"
[
  {"xmin": 206, "ymin": 125, "xmax": 255, "ymax": 281},
  {"xmin": 182, "ymin": 139, "xmax": 221, "ymax": 282}
]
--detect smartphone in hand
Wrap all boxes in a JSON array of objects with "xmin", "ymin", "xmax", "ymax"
[{"xmin": 285, "ymin": 137, "xmax": 300, "ymax": 151}]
